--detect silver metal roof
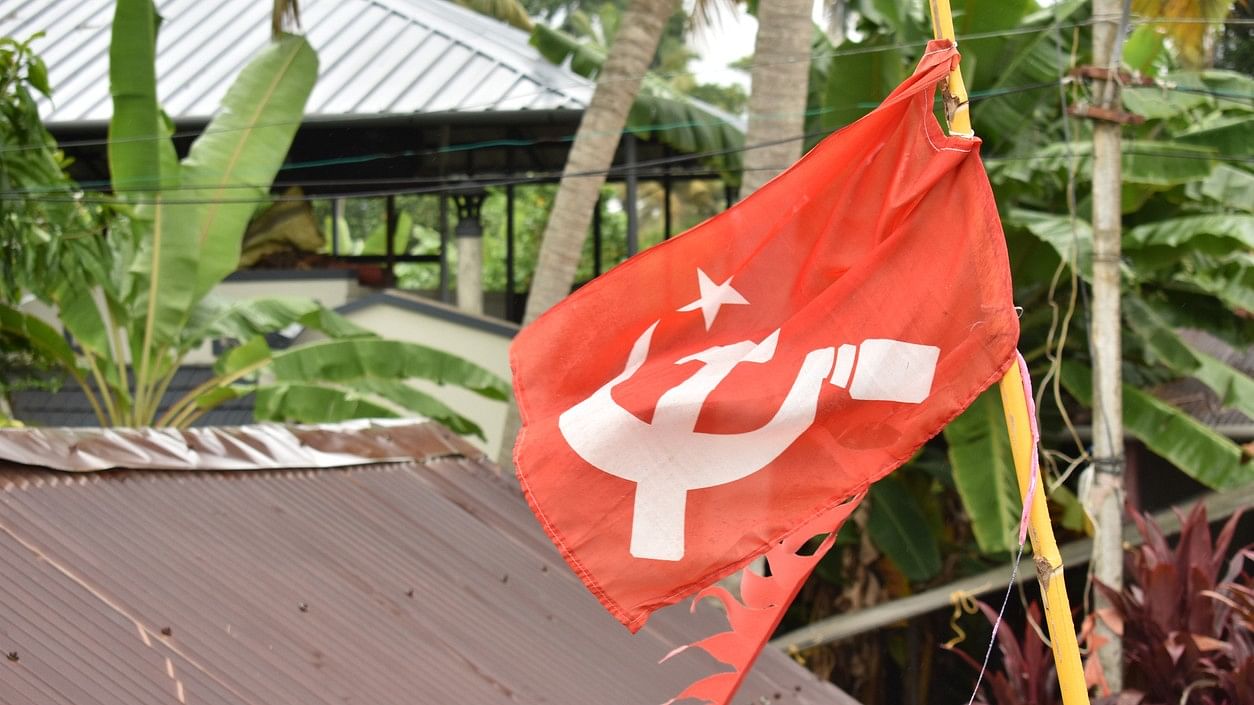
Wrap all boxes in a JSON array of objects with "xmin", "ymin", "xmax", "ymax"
[{"xmin": 0, "ymin": 0, "xmax": 594, "ymax": 124}]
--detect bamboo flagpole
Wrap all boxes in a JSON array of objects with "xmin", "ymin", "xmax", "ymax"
[{"xmin": 926, "ymin": 2, "xmax": 1091, "ymax": 704}]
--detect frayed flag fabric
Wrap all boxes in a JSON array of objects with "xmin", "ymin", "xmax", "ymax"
[{"xmin": 511, "ymin": 40, "xmax": 1018, "ymax": 704}]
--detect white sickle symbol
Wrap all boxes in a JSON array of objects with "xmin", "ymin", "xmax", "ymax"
[{"xmin": 558, "ymin": 322, "xmax": 939, "ymax": 561}]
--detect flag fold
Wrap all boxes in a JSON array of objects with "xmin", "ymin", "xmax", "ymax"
[{"xmin": 511, "ymin": 39, "xmax": 1018, "ymax": 703}]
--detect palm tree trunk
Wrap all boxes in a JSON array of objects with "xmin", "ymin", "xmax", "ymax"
[
  {"xmin": 521, "ymin": 0, "xmax": 677, "ymax": 326},
  {"xmin": 497, "ymin": 0, "xmax": 678, "ymax": 466},
  {"xmin": 739, "ymin": 0, "xmax": 813, "ymax": 197}
]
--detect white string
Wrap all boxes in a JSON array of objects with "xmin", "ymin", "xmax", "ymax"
[{"xmin": 965, "ymin": 540, "xmax": 1030, "ymax": 705}]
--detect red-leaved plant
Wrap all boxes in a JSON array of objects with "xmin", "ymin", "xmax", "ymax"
[
  {"xmin": 955, "ymin": 502, "xmax": 1251, "ymax": 705},
  {"xmin": 947, "ymin": 600, "xmax": 1059, "ymax": 705},
  {"xmin": 1088, "ymin": 503, "xmax": 1252, "ymax": 705}
]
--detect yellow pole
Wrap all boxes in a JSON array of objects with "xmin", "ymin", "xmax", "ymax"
[
  {"xmin": 926, "ymin": 2, "xmax": 1091, "ymax": 704},
  {"xmin": 999, "ymin": 365, "xmax": 1090, "ymax": 705},
  {"xmin": 928, "ymin": 0, "xmax": 973, "ymax": 137}
]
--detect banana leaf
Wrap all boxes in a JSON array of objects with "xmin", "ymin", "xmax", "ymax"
[
  {"xmin": 194, "ymin": 335, "xmax": 506, "ymax": 431},
  {"xmin": 107, "ymin": 0, "xmax": 167, "ymax": 195},
  {"xmin": 1122, "ymin": 83, "xmax": 1211, "ymax": 121},
  {"xmin": 1125, "ymin": 297, "xmax": 1254, "ymax": 420},
  {"xmin": 1176, "ymin": 261, "xmax": 1254, "ymax": 315},
  {"xmin": 867, "ymin": 475, "xmax": 942, "ymax": 582},
  {"xmin": 943, "ymin": 387, "xmax": 1021, "ymax": 555},
  {"xmin": 818, "ymin": 34, "xmax": 905, "ymax": 131},
  {"xmin": 255, "ymin": 383, "xmax": 399, "ymax": 423},
  {"xmin": 181, "ymin": 34, "xmax": 318, "ymax": 298},
  {"xmin": 1198, "ymin": 164, "xmax": 1254, "ymax": 212},
  {"xmin": 253, "ymin": 381, "xmax": 483, "ymax": 438},
  {"xmin": 966, "ymin": 0, "xmax": 1084, "ymax": 151},
  {"xmin": 949, "ymin": 0, "xmax": 1037, "ymax": 95},
  {"xmin": 1147, "ymin": 291, "xmax": 1254, "ymax": 350},
  {"xmin": 1003, "ymin": 141, "xmax": 1216, "ymax": 187},
  {"xmin": 1006, "ymin": 208, "xmax": 1093, "ymax": 279},
  {"xmin": 1126, "ymin": 214, "xmax": 1254, "ymax": 251},
  {"xmin": 1176, "ymin": 115, "xmax": 1254, "ymax": 157},
  {"xmin": 267, "ymin": 338, "xmax": 509, "ymax": 401},
  {"xmin": 1061, "ymin": 362, "xmax": 1250, "ymax": 490},
  {"xmin": 183, "ymin": 296, "xmax": 374, "ymax": 350}
]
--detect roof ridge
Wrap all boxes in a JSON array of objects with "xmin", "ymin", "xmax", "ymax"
[{"xmin": 0, "ymin": 420, "xmax": 479, "ymax": 473}]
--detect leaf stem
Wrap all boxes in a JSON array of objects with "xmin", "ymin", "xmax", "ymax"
[
  {"xmin": 158, "ymin": 358, "xmax": 270, "ymax": 428},
  {"xmin": 68, "ymin": 367, "xmax": 108, "ymax": 427},
  {"xmin": 143, "ymin": 354, "xmax": 185, "ymax": 425},
  {"xmin": 102, "ymin": 301, "xmax": 133, "ymax": 423},
  {"xmin": 84, "ymin": 354, "xmax": 120, "ymax": 425}
]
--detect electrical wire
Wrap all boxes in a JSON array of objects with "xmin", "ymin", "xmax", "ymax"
[
  {"xmin": 3, "ymin": 137, "xmax": 1249, "ymax": 205},
  {"xmin": 0, "ymin": 13, "xmax": 1245, "ymax": 165},
  {"xmin": 3, "ymin": 80, "xmax": 1074, "ymax": 195},
  {"xmin": 4, "ymin": 74, "xmax": 1250, "ymax": 199},
  {"xmin": 0, "ymin": 15, "xmax": 1131, "ymax": 157}
]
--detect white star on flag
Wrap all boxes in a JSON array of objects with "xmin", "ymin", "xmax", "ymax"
[{"xmin": 677, "ymin": 268, "xmax": 749, "ymax": 330}]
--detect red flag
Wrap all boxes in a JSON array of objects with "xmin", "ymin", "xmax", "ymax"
[{"xmin": 512, "ymin": 41, "xmax": 1017, "ymax": 701}]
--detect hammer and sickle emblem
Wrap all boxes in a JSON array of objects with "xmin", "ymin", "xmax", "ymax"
[
  {"xmin": 558, "ymin": 322, "xmax": 941, "ymax": 561},
  {"xmin": 558, "ymin": 323, "xmax": 834, "ymax": 561}
]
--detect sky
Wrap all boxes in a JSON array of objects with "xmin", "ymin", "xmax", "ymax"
[{"xmin": 686, "ymin": 0, "xmax": 830, "ymax": 92}]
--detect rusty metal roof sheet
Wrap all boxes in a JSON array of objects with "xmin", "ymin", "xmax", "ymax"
[
  {"xmin": 0, "ymin": 419, "xmax": 466, "ymax": 472},
  {"xmin": 0, "ymin": 421, "xmax": 855, "ymax": 705},
  {"xmin": 1, "ymin": 0, "xmax": 593, "ymax": 124}
]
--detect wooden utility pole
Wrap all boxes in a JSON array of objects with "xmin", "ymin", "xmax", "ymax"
[{"xmin": 1087, "ymin": 0, "xmax": 1126, "ymax": 692}]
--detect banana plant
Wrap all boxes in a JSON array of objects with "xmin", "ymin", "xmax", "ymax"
[
  {"xmin": 813, "ymin": 2, "xmax": 1253, "ymax": 556},
  {"xmin": 949, "ymin": 73, "xmax": 1254, "ymax": 554},
  {"xmin": 0, "ymin": 0, "xmax": 506, "ymax": 435}
]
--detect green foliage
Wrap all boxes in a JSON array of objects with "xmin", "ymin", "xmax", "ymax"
[
  {"xmin": 817, "ymin": 1, "xmax": 1254, "ymax": 566},
  {"xmin": 995, "ymin": 60, "xmax": 1254, "ymax": 496},
  {"xmin": 0, "ymin": 34, "xmax": 106, "ymax": 404},
  {"xmin": 0, "ymin": 0, "xmax": 505, "ymax": 436},
  {"xmin": 0, "ymin": 35, "xmax": 105, "ymax": 304},
  {"xmin": 529, "ymin": 14, "xmax": 745, "ymax": 175},
  {"xmin": 1061, "ymin": 362, "xmax": 1248, "ymax": 491},
  {"xmin": 867, "ymin": 475, "xmax": 943, "ymax": 581},
  {"xmin": 191, "ymin": 335, "xmax": 507, "ymax": 437},
  {"xmin": 944, "ymin": 388, "xmax": 1021, "ymax": 555},
  {"xmin": 107, "ymin": 0, "xmax": 165, "ymax": 195}
]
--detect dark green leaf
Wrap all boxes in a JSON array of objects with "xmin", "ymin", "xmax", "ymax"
[
  {"xmin": 944, "ymin": 388, "xmax": 1021, "ymax": 556},
  {"xmin": 181, "ymin": 34, "xmax": 318, "ymax": 298},
  {"xmin": 867, "ymin": 475, "xmax": 942, "ymax": 582},
  {"xmin": 255, "ymin": 383, "xmax": 399, "ymax": 423},
  {"xmin": 1126, "ymin": 214, "xmax": 1254, "ymax": 251},
  {"xmin": 269, "ymin": 338, "xmax": 509, "ymax": 401}
]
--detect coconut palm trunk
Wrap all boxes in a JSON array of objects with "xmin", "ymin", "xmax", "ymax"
[
  {"xmin": 497, "ymin": 0, "xmax": 678, "ymax": 466},
  {"xmin": 738, "ymin": 0, "xmax": 814, "ymax": 197}
]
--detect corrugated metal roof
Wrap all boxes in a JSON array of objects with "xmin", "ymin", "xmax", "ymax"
[
  {"xmin": 0, "ymin": 0, "xmax": 593, "ymax": 124},
  {"xmin": 0, "ymin": 421, "xmax": 857, "ymax": 705}
]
